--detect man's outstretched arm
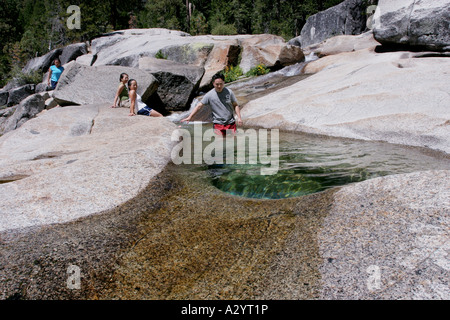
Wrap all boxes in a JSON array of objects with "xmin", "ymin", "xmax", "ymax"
[{"xmin": 181, "ymin": 102, "xmax": 204, "ymax": 122}]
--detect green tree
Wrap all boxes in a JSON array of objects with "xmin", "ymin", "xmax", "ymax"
[
  {"xmin": 140, "ymin": 0, "xmax": 184, "ymax": 30},
  {"xmin": 1, "ymin": 0, "xmax": 349, "ymax": 88},
  {"xmin": 0, "ymin": 0, "xmax": 23, "ymax": 85}
]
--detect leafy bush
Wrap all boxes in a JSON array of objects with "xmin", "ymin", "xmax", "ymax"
[
  {"xmin": 221, "ymin": 65, "xmax": 243, "ymax": 83},
  {"xmin": 155, "ymin": 50, "xmax": 168, "ymax": 59},
  {"xmin": 8, "ymin": 66, "xmax": 43, "ymax": 86},
  {"xmin": 211, "ymin": 23, "xmax": 238, "ymax": 35},
  {"xmin": 245, "ymin": 64, "xmax": 270, "ymax": 77}
]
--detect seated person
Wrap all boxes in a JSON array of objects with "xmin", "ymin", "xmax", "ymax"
[
  {"xmin": 111, "ymin": 73, "xmax": 130, "ymax": 108},
  {"xmin": 127, "ymin": 79, "xmax": 163, "ymax": 117}
]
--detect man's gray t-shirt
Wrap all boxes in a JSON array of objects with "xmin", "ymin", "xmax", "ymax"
[{"xmin": 201, "ymin": 87, "xmax": 237, "ymax": 125}]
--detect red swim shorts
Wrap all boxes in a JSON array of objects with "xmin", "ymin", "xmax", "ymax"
[{"xmin": 213, "ymin": 123, "xmax": 237, "ymax": 136}]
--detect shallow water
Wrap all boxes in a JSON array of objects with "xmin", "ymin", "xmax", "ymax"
[
  {"xmin": 168, "ymin": 60, "xmax": 449, "ymax": 199},
  {"xmin": 173, "ymin": 124, "xmax": 450, "ymax": 199}
]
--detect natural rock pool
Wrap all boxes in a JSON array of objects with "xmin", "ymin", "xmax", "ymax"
[
  {"xmin": 168, "ymin": 59, "xmax": 449, "ymax": 200},
  {"xmin": 172, "ymin": 124, "xmax": 450, "ymax": 199}
]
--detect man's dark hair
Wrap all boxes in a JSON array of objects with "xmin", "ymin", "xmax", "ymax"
[{"xmin": 212, "ymin": 73, "xmax": 225, "ymax": 82}]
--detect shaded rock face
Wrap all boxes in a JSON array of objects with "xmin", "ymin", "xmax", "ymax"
[
  {"xmin": 52, "ymin": 62, "xmax": 158, "ymax": 106},
  {"xmin": 6, "ymin": 84, "xmax": 35, "ymax": 107},
  {"xmin": 0, "ymin": 106, "xmax": 17, "ymax": 132},
  {"xmin": 58, "ymin": 43, "xmax": 89, "ymax": 65},
  {"xmin": 373, "ymin": 0, "xmax": 450, "ymax": 51},
  {"xmin": 139, "ymin": 57, "xmax": 205, "ymax": 111},
  {"xmin": 21, "ymin": 42, "xmax": 88, "ymax": 74},
  {"xmin": 0, "ymin": 90, "xmax": 8, "ymax": 106},
  {"xmin": 1, "ymin": 93, "xmax": 46, "ymax": 134},
  {"xmin": 22, "ymin": 48, "xmax": 63, "ymax": 74},
  {"xmin": 294, "ymin": 0, "xmax": 368, "ymax": 48}
]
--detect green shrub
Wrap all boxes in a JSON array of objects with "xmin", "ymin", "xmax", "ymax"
[
  {"xmin": 221, "ymin": 65, "xmax": 243, "ymax": 83},
  {"xmin": 245, "ymin": 64, "xmax": 270, "ymax": 77},
  {"xmin": 155, "ymin": 50, "xmax": 168, "ymax": 59},
  {"xmin": 211, "ymin": 23, "xmax": 237, "ymax": 35},
  {"xmin": 8, "ymin": 66, "xmax": 43, "ymax": 86}
]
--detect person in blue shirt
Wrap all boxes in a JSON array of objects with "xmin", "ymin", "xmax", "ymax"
[{"xmin": 47, "ymin": 58, "xmax": 64, "ymax": 90}]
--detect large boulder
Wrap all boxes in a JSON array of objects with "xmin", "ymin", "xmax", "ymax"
[
  {"xmin": 0, "ymin": 106, "xmax": 17, "ymax": 132},
  {"xmin": 139, "ymin": 57, "xmax": 205, "ymax": 111},
  {"xmin": 75, "ymin": 54, "xmax": 96, "ymax": 66},
  {"xmin": 22, "ymin": 42, "xmax": 88, "ymax": 74},
  {"xmin": 302, "ymin": 31, "xmax": 381, "ymax": 57},
  {"xmin": 293, "ymin": 0, "xmax": 368, "ymax": 48},
  {"xmin": 22, "ymin": 48, "xmax": 63, "ymax": 74},
  {"xmin": 91, "ymin": 29, "xmax": 192, "ymax": 67},
  {"xmin": 239, "ymin": 34, "xmax": 305, "ymax": 73},
  {"xmin": 157, "ymin": 42, "xmax": 214, "ymax": 67},
  {"xmin": 91, "ymin": 29, "xmax": 304, "ymax": 76},
  {"xmin": 52, "ymin": 62, "xmax": 159, "ymax": 106},
  {"xmin": 0, "ymin": 103, "xmax": 177, "ymax": 232},
  {"xmin": 319, "ymin": 169, "xmax": 450, "ymax": 299},
  {"xmin": 199, "ymin": 41, "xmax": 241, "ymax": 90},
  {"xmin": 1, "ymin": 93, "xmax": 46, "ymax": 134},
  {"xmin": 373, "ymin": 0, "xmax": 450, "ymax": 51},
  {"xmin": 6, "ymin": 84, "xmax": 35, "ymax": 107},
  {"xmin": 0, "ymin": 90, "xmax": 8, "ymax": 106},
  {"xmin": 59, "ymin": 42, "xmax": 89, "ymax": 65},
  {"xmin": 242, "ymin": 48, "xmax": 450, "ymax": 154}
]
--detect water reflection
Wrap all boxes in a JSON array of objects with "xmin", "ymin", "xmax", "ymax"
[{"xmin": 187, "ymin": 128, "xmax": 450, "ymax": 199}]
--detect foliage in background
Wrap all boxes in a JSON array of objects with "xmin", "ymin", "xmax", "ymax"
[
  {"xmin": 245, "ymin": 64, "xmax": 270, "ymax": 77},
  {"xmin": 155, "ymin": 50, "xmax": 168, "ymax": 59},
  {"xmin": 8, "ymin": 66, "xmax": 43, "ymax": 86},
  {"xmin": 211, "ymin": 23, "xmax": 238, "ymax": 36},
  {"xmin": 221, "ymin": 65, "xmax": 243, "ymax": 83},
  {"xmin": 0, "ymin": 0, "xmax": 354, "ymax": 87}
]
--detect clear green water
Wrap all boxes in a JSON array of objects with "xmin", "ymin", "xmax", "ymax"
[{"xmin": 176, "ymin": 124, "xmax": 450, "ymax": 199}]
